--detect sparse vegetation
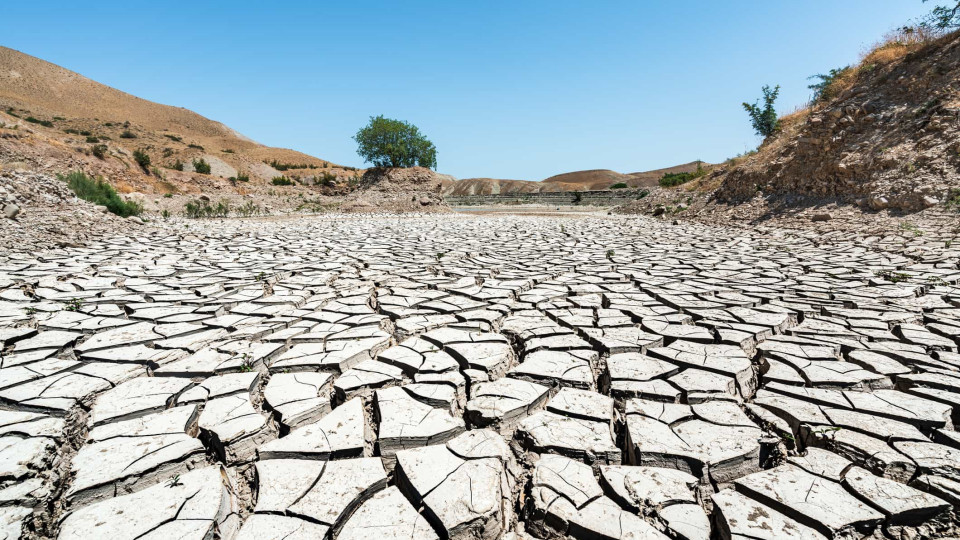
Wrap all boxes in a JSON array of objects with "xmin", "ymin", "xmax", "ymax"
[
  {"xmin": 353, "ymin": 115, "xmax": 437, "ymax": 169},
  {"xmin": 184, "ymin": 199, "xmax": 230, "ymax": 218},
  {"xmin": 946, "ymin": 188, "xmax": 960, "ymax": 211},
  {"xmin": 119, "ymin": 130, "xmax": 137, "ymax": 139},
  {"xmin": 659, "ymin": 161, "xmax": 707, "ymax": 187},
  {"xmin": 264, "ymin": 159, "xmax": 319, "ymax": 171},
  {"xmin": 85, "ymin": 136, "xmax": 99, "ymax": 143},
  {"xmin": 163, "ymin": 134, "xmax": 183, "ymax": 142},
  {"xmin": 610, "ymin": 182, "xmax": 628, "ymax": 189},
  {"xmin": 319, "ymin": 171, "xmax": 337, "ymax": 187},
  {"xmin": 192, "ymin": 158, "xmax": 211, "ymax": 174},
  {"xmin": 272, "ymin": 176, "xmax": 294, "ymax": 186},
  {"xmin": 25, "ymin": 116, "xmax": 54, "ymax": 127},
  {"xmin": 221, "ymin": 149, "xmax": 234, "ymax": 154},
  {"xmin": 91, "ymin": 144, "xmax": 108, "ymax": 159},
  {"xmin": 59, "ymin": 171, "xmax": 143, "ymax": 217},
  {"xmin": 808, "ymin": 66, "xmax": 853, "ymax": 102},
  {"xmin": 63, "ymin": 298, "xmax": 83, "ymax": 312},
  {"xmin": 133, "ymin": 149, "xmax": 151, "ymax": 170},
  {"xmin": 169, "ymin": 160, "xmax": 184, "ymax": 171},
  {"xmin": 742, "ymin": 85, "xmax": 781, "ymax": 139},
  {"xmin": 188, "ymin": 143, "xmax": 204, "ymax": 150},
  {"xmin": 236, "ymin": 171, "xmax": 250, "ymax": 182},
  {"xmin": 235, "ymin": 201, "xmax": 263, "ymax": 217}
]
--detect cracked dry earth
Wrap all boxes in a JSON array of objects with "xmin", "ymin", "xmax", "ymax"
[{"xmin": 2, "ymin": 214, "xmax": 960, "ymax": 540}]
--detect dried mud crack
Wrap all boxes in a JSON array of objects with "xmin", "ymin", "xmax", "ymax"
[{"xmin": 2, "ymin": 212, "xmax": 960, "ymax": 539}]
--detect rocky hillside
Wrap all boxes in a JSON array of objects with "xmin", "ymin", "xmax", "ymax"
[
  {"xmin": 444, "ymin": 162, "xmax": 705, "ymax": 196},
  {"xmin": 0, "ymin": 46, "xmax": 357, "ymax": 194},
  {"xmin": 712, "ymin": 30, "xmax": 960, "ymax": 212}
]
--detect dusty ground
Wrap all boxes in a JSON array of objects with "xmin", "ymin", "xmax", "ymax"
[{"xmin": 2, "ymin": 212, "xmax": 960, "ymax": 540}]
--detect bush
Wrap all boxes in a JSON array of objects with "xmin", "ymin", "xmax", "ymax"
[
  {"xmin": 163, "ymin": 134, "xmax": 183, "ymax": 142},
  {"xmin": 25, "ymin": 116, "xmax": 54, "ymax": 127},
  {"xmin": 133, "ymin": 149, "xmax": 151, "ymax": 170},
  {"xmin": 119, "ymin": 130, "xmax": 137, "ymax": 139},
  {"xmin": 188, "ymin": 143, "xmax": 204, "ymax": 150},
  {"xmin": 265, "ymin": 159, "xmax": 318, "ymax": 171},
  {"xmin": 659, "ymin": 161, "xmax": 707, "ymax": 188},
  {"xmin": 85, "ymin": 136, "xmax": 99, "ymax": 143},
  {"xmin": 235, "ymin": 201, "xmax": 262, "ymax": 217},
  {"xmin": 236, "ymin": 171, "xmax": 250, "ymax": 182},
  {"xmin": 320, "ymin": 171, "xmax": 337, "ymax": 187},
  {"xmin": 742, "ymin": 85, "xmax": 781, "ymax": 139},
  {"xmin": 808, "ymin": 66, "xmax": 852, "ymax": 102},
  {"xmin": 169, "ymin": 160, "xmax": 184, "ymax": 171},
  {"xmin": 272, "ymin": 176, "xmax": 294, "ymax": 186},
  {"xmin": 192, "ymin": 158, "xmax": 211, "ymax": 174},
  {"xmin": 91, "ymin": 144, "xmax": 108, "ymax": 159},
  {"xmin": 610, "ymin": 182, "xmax": 628, "ymax": 189},
  {"xmin": 353, "ymin": 115, "xmax": 437, "ymax": 168},
  {"xmin": 59, "ymin": 171, "xmax": 143, "ymax": 217},
  {"xmin": 184, "ymin": 199, "xmax": 230, "ymax": 218}
]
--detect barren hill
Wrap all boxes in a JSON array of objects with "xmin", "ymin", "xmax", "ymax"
[
  {"xmin": 444, "ymin": 162, "xmax": 706, "ymax": 196},
  {"xmin": 711, "ymin": 30, "xmax": 960, "ymax": 212},
  {"xmin": 0, "ymin": 46, "xmax": 354, "ymax": 193}
]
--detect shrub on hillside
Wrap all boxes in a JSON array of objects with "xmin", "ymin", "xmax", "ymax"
[
  {"xmin": 236, "ymin": 171, "xmax": 250, "ymax": 182},
  {"xmin": 59, "ymin": 171, "xmax": 143, "ymax": 217},
  {"xmin": 192, "ymin": 158, "xmax": 211, "ymax": 174},
  {"xmin": 353, "ymin": 115, "xmax": 437, "ymax": 169},
  {"xmin": 25, "ymin": 116, "xmax": 54, "ymax": 127},
  {"xmin": 169, "ymin": 160, "xmax": 184, "ymax": 171},
  {"xmin": 119, "ymin": 130, "xmax": 137, "ymax": 139},
  {"xmin": 808, "ymin": 66, "xmax": 853, "ymax": 102},
  {"xmin": 184, "ymin": 199, "xmax": 230, "ymax": 218},
  {"xmin": 320, "ymin": 171, "xmax": 337, "ymax": 187},
  {"xmin": 133, "ymin": 149, "xmax": 151, "ymax": 170},
  {"xmin": 272, "ymin": 176, "xmax": 294, "ymax": 186},
  {"xmin": 742, "ymin": 85, "xmax": 781, "ymax": 139},
  {"xmin": 91, "ymin": 144, "xmax": 108, "ymax": 159},
  {"xmin": 659, "ymin": 161, "xmax": 707, "ymax": 188},
  {"xmin": 610, "ymin": 182, "xmax": 628, "ymax": 189}
]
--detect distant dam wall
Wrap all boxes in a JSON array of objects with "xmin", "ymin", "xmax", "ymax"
[{"xmin": 444, "ymin": 189, "xmax": 648, "ymax": 206}]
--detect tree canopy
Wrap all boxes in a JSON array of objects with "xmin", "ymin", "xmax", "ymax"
[{"xmin": 353, "ymin": 115, "xmax": 437, "ymax": 169}]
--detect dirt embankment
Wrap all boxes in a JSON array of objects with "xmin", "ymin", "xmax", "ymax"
[
  {"xmin": 341, "ymin": 167, "xmax": 452, "ymax": 213},
  {"xmin": 712, "ymin": 30, "xmax": 960, "ymax": 212}
]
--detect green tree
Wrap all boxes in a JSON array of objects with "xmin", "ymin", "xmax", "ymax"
[
  {"xmin": 353, "ymin": 115, "xmax": 437, "ymax": 169},
  {"xmin": 921, "ymin": 0, "xmax": 960, "ymax": 29},
  {"xmin": 742, "ymin": 85, "xmax": 781, "ymax": 139}
]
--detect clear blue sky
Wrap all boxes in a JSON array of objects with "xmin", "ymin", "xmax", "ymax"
[{"xmin": 3, "ymin": 1, "xmax": 934, "ymax": 180}]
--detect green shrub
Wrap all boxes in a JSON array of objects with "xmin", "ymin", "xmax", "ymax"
[
  {"xmin": 25, "ymin": 116, "xmax": 54, "ymax": 127},
  {"xmin": 163, "ymin": 193, "xmax": 173, "ymax": 198},
  {"xmin": 133, "ymin": 149, "xmax": 151, "ymax": 170},
  {"xmin": 808, "ymin": 66, "xmax": 852, "ymax": 102},
  {"xmin": 169, "ymin": 160, "xmax": 184, "ymax": 171},
  {"xmin": 659, "ymin": 161, "xmax": 707, "ymax": 188},
  {"xmin": 265, "ymin": 159, "xmax": 318, "ymax": 171},
  {"xmin": 184, "ymin": 199, "xmax": 230, "ymax": 218},
  {"xmin": 272, "ymin": 176, "xmax": 294, "ymax": 186},
  {"xmin": 192, "ymin": 158, "xmax": 211, "ymax": 174},
  {"xmin": 236, "ymin": 171, "xmax": 250, "ymax": 182},
  {"xmin": 59, "ymin": 171, "xmax": 143, "ymax": 217},
  {"xmin": 188, "ymin": 143, "xmax": 204, "ymax": 150},
  {"xmin": 64, "ymin": 128, "xmax": 80, "ymax": 134},
  {"xmin": 742, "ymin": 85, "xmax": 781, "ymax": 139},
  {"xmin": 610, "ymin": 182, "xmax": 628, "ymax": 189},
  {"xmin": 119, "ymin": 130, "xmax": 137, "ymax": 139},
  {"xmin": 320, "ymin": 171, "xmax": 337, "ymax": 187},
  {"xmin": 637, "ymin": 189, "xmax": 650, "ymax": 199},
  {"xmin": 353, "ymin": 115, "xmax": 437, "ymax": 169},
  {"xmin": 91, "ymin": 144, "xmax": 108, "ymax": 159},
  {"xmin": 163, "ymin": 134, "xmax": 183, "ymax": 142},
  {"xmin": 235, "ymin": 201, "xmax": 262, "ymax": 217},
  {"xmin": 85, "ymin": 136, "xmax": 99, "ymax": 143}
]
